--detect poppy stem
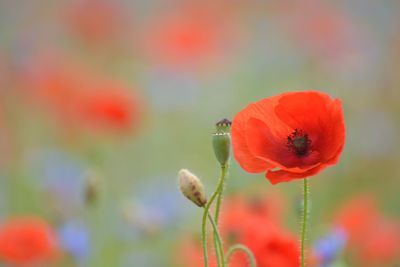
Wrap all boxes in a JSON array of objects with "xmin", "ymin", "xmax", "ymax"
[
  {"xmin": 201, "ymin": 166, "xmax": 228, "ymax": 267},
  {"xmin": 226, "ymin": 244, "xmax": 257, "ymax": 267},
  {"xmin": 213, "ymin": 165, "xmax": 228, "ymax": 264},
  {"xmin": 207, "ymin": 211, "xmax": 225, "ymax": 267},
  {"xmin": 301, "ymin": 178, "xmax": 309, "ymax": 267},
  {"xmin": 214, "ymin": 165, "xmax": 227, "ymax": 223}
]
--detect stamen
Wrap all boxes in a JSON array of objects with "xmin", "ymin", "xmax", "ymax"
[{"xmin": 287, "ymin": 129, "xmax": 311, "ymax": 157}]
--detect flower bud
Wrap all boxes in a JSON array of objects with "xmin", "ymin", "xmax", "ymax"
[
  {"xmin": 84, "ymin": 170, "xmax": 101, "ymax": 206},
  {"xmin": 212, "ymin": 118, "xmax": 231, "ymax": 166},
  {"xmin": 178, "ymin": 169, "xmax": 207, "ymax": 207}
]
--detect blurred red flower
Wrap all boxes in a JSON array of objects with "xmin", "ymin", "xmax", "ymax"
[
  {"xmin": 335, "ymin": 195, "xmax": 379, "ymax": 244},
  {"xmin": 220, "ymin": 196, "xmax": 299, "ymax": 267},
  {"xmin": 66, "ymin": 0, "xmax": 126, "ymax": 43},
  {"xmin": 74, "ymin": 81, "xmax": 142, "ymax": 133},
  {"xmin": 0, "ymin": 217, "xmax": 59, "ymax": 266},
  {"xmin": 335, "ymin": 195, "xmax": 400, "ymax": 266},
  {"xmin": 179, "ymin": 195, "xmax": 302, "ymax": 267},
  {"xmin": 231, "ymin": 91, "xmax": 345, "ymax": 184},
  {"xmin": 23, "ymin": 59, "xmax": 142, "ymax": 134},
  {"xmin": 143, "ymin": 7, "xmax": 231, "ymax": 67}
]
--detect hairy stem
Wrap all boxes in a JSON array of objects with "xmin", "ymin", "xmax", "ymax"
[
  {"xmin": 226, "ymin": 244, "xmax": 257, "ymax": 267},
  {"xmin": 213, "ymin": 165, "xmax": 228, "ymax": 266},
  {"xmin": 301, "ymin": 178, "xmax": 309, "ymax": 267},
  {"xmin": 201, "ymin": 168, "xmax": 228, "ymax": 267},
  {"xmin": 214, "ymin": 165, "xmax": 227, "ymax": 223},
  {"xmin": 207, "ymin": 212, "xmax": 225, "ymax": 267}
]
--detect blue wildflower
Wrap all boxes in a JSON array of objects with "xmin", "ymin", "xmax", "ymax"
[
  {"xmin": 313, "ymin": 228, "xmax": 347, "ymax": 266},
  {"xmin": 58, "ymin": 220, "xmax": 91, "ymax": 265}
]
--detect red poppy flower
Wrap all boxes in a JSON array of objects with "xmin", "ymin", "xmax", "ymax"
[
  {"xmin": 225, "ymin": 223, "xmax": 300, "ymax": 267},
  {"xmin": 178, "ymin": 195, "xmax": 303, "ymax": 267},
  {"xmin": 231, "ymin": 91, "xmax": 345, "ymax": 184},
  {"xmin": 179, "ymin": 228, "xmax": 300, "ymax": 267},
  {"xmin": 23, "ymin": 58, "xmax": 142, "ymax": 134},
  {"xmin": 220, "ymin": 196, "xmax": 300, "ymax": 267},
  {"xmin": 0, "ymin": 217, "xmax": 59, "ymax": 266}
]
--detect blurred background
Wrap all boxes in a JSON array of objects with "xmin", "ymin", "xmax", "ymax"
[{"xmin": 0, "ymin": 0, "xmax": 399, "ymax": 266}]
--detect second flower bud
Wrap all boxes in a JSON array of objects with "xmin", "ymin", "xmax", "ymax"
[{"xmin": 178, "ymin": 169, "xmax": 207, "ymax": 207}]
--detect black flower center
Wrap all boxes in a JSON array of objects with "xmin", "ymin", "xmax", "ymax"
[{"xmin": 287, "ymin": 129, "xmax": 311, "ymax": 157}]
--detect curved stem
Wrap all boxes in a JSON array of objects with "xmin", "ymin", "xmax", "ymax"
[
  {"xmin": 201, "ymin": 168, "xmax": 228, "ymax": 267},
  {"xmin": 207, "ymin": 212, "xmax": 225, "ymax": 267},
  {"xmin": 226, "ymin": 244, "xmax": 256, "ymax": 267},
  {"xmin": 301, "ymin": 178, "xmax": 309, "ymax": 267}
]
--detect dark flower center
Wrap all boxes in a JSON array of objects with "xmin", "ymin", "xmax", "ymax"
[{"xmin": 287, "ymin": 129, "xmax": 311, "ymax": 157}]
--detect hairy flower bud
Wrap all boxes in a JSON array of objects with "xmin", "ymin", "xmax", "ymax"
[
  {"xmin": 213, "ymin": 118, "xmax": 231, "ymax": 166},
  {"xmin": 178, "ymin": 169, "xmax": 207, "ymax": 207}
]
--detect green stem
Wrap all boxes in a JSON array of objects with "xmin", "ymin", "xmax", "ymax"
[
  {"xmin": 207, "ymin": 212, "xmax": 225, "ymax": 267},
  {"xmin": 214, "ymin": 165, "xmax": 227, "ymax": 223},
  {"xmin": 214, "ymin": 239, "xmax": 222, "ymax": 267},
  {"xmin": 201, "ymin": 168, "xmax": 228, "ymax": 267},
  {"xmin": 213, "ymin": 165, "xmax": 228, "ymax": 266},
  {"xmin": 226, "ymin": 244, "xmax": 257, "ymax": 267},
  {"xmin": 301, "ymin": 178, "xmax": 309, "ymax": 267}
]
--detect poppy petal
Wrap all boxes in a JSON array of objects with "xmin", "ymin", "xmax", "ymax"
[
  {"xmin": 314, "ymin": 99, "xmax": 345, "ymax": 161},
  {"xmin": 232, "ymin": 101, "xmax": 280, "ymax": 172},
  {"xmin": 231, "ymin": 121, "xmax": 271, "ymax": 173},
  {"xmin": 275, "ymin": 91, "xmax": 333, "ymax": 132},
  {"xmin": 266, "ymin": 164, "xmax": 325, "ymax": 184}
]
